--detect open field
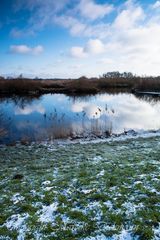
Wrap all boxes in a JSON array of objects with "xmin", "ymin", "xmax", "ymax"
[
  {"xmin": 1, "ymin": 75, "xmax": 160, "ymax": 96},
  {"xmin": 0, "ymin": 136, "xmax": 160, "ymax": 239}
]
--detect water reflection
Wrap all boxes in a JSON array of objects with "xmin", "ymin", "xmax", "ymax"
[
  {"xmin": 0, "ymin": 93, "xmax": 160, "ymax": 143},
  {"xmin": 15, "ymin": 104, "xmax": 45, "ymax": 115}
]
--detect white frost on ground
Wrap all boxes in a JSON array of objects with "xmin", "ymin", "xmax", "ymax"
[
  {"xmin": 93, "ymin": 156, "xmax": 103, "ymax": 163},
  {"xmin": 82, "ymin": 234, "xmax": 107, "ymax": 240},
  {"xmin": 53, "ymin": 168, "xmax": 59, "ymax": 177},
  {"xmin": 41, "ymin": 180, "xmax": 51, "ymax": 186},
  {"xmin": 104, "ymin": 200, "xmax": 113, "ymax": 210},
  {"xmin": 81, "ymin": 189, "xmax": 94, "ymax": 194},
  {"xmin": 82, "ymin": 229, "xmax": 137, "ymax": 240},
  {"xmin": 5, "ymin": 213, "xmax": 29, "ymax": 240},
  {"xmin": 122, "ymin": 202, "xmax": 144, "ymax": 216},
  {"xmin": 43, "ymin": 186, "xmax": 54, "ymax": 191},
  {"xmin": 11, "ymin": 193, "xmax": 25, "ymax": 204},
  {"xmin": 153, "ymin": 224, "xmax": 160, "ymax": 240},
  {"xmin": 38, "ymin": 202, "xmax": 58, "ymax": 223},
  {"xmin": 78, "ymin": 129, "xmax": 160, "ymax": 145},
  {"xmin": 97, "ymin": 170, "xmax": 105, "ymax": 177},
  {"xmin": 114, "ymin": 229, "xmax": 137, "ymax": 240},
  {"xmin": 133, "ymin": 181, "xmax": 142, "ymax": 186}
]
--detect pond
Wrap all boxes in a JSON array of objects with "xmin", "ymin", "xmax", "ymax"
[{"xmin": 0, "ymin": 93, "xmax": 160, "ymax": 144}]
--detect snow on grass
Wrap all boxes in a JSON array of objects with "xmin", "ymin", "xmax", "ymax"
[
  {"xmin": 4, "ymin": 214, "xmax": 29, "ymax": 240},
  {"xmin": 38, "ymin": 202, "xmax": 58, "ymax": 223},
  {"xmin": 5, "ymin": 214, "xmax": 29, "ymax": 230},
  {"xmin": 0, "ymin": 136, "xmax": 159, "ymax": 239},
  {"xmin": 11, "ymin": 193, "xmax": 25, "ymax": 204}
]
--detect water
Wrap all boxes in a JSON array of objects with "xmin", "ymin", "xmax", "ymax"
[{"xmin": 0, "ymin": 93, "xmax": 160, "ymax": 143}]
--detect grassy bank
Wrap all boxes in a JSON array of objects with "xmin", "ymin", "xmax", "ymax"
[
  {"xmin": 0, "ymin": 74, "xmax": 160, "ymax": 96},
  {"xmin": 0, "ymin": 136, "xmax": 160, "ymax": 239}
]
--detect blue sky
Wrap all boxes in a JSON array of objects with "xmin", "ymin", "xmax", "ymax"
[{"xmin": 0, "ymin": 0, "xmax": 160, "ymax": 78}]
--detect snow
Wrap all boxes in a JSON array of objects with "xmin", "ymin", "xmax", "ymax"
[
  {"xmin": 5, "ymin": 213, "xmax": 29, "ymax": 240},
  {"xmin": 82, "ymin": 230, "xmax": 137, "ymax": 240},
  {"xmin": 11, "ymin": 193, "xmax": 25, "ymax": 204},
  {"xmin": 41, "ymin": 180, "xmax": 51, "ymax": 186},
  {"xmin": 81, "ymin": 189, "xmax": 93, "ymax": 194},
  {"xmin": 38, "ymin": 202, "xmax": 58, "ymax": 223},
  {"xmin": 97, "ymin": 170, "xmax": 105, "ymax": 177}
]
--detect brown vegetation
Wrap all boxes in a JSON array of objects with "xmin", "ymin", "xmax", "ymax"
[
  {"xmin": 0, "ymin": 112, "xmax": 8, "ymax": 138},
  {"xmin": 0, "ymin": 72, "xmax": 160, "ymax": 96}
]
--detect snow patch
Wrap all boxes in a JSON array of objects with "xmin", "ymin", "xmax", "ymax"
[
  {"xmin": 11, "ymin": 193, "xmax": 25, "ymax": 204},
  {"xmin": 97, "ymin": 170, "xmax": 105, "ymax": 177},
  {"xmin": 42, "ymin": 180, "xmax": 51, "ymax": 186},
  {"xmin": 38, "ymin": 202, "xmax": 58, "ymax": 223},
  {"xmin": 5, "ymin": 213, "xmax": 29, "ymax": 240}
]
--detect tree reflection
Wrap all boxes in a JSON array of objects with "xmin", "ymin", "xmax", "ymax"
[{"xmin": 0, "ymin": 95, "xmax": 41, "ymax": 108}]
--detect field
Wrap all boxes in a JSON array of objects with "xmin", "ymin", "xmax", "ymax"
[
  {"xmin": 0, "ymin": 136, "xmax": 160, "ymax": 240},
  {"xmin": 1, "ymin": 74, "xmax": 160, "ymax": 96}
]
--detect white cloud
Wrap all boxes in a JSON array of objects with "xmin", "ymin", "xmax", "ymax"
[
  {"xmin": 10, "ymin": 28, "xmax": 35, "ymax": 38},
  {"xmin": 152, "ymin": 1, "xmax": 160, "ymax": 9},
  {"xmin": 84, "ymin": 39, "xmax": 105, "ymax": 54},
  {"xmin": 113, "ymin": 5, "xmax": 145, "ymax": 29},
  {"xmin": 33, "ymin": 45, "xmax": 44, "ymax": 54},
  {"xmin": 8, "ymin": 0, "xmax": 160, "ymax": 76},
  {"xmin": 70, "ymin": 47, "xmax": 87, "ymax": 58},
  {"xmin": 15, "ymin": 104, "xmax": 45, "ymax": 115},
  {"xmin": 71, "ymin": 102, "xmax": 103, "ymax": 119},
  {"xmin": 54, "ymin": 15, "xmax": 86, "ymax": 36},
  {"xmin": 12, "ymin": 0, "xmax": 70, "ymax": 36},
  {"xmin": 10, "ymin": 45, "xmax": 44, "ymax": 55},
  {"xmin": 71, "ymin": 39, "xmax": 105, "ymax": 58},
  {"xmin": 78, "ymin": 0, "xmax": 113, "ymax": 21}
]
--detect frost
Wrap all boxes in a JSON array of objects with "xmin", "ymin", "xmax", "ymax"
[
  {"xmin": 97, "ymin": 170, "xmax": 105, "ymax": 177},
  {"xmin": 41, "ymin": 180, "xmax": 51, "ymax": 186},
  {"xmin": 82, "ymin": 234, "xmax": 107, "ymax": 240},
  {"xmin": 122, "ymin": 202, "xmax": 144, "ymax": 216},
  {"xmin": 11, "ymin": 193, "xmax": 25, "ymax": 204},
  {"xmin": 38, "ymin": 202, "xmax": 58, "ymax": 223},
  {"xmin": 153, "ymin": 223, "xmax": 160, "ymax": 240},
  {"xmin": 5, "ymin": 213, "xmax": 29, "ymax": 240},
  {"xmin": 81, "ymin": 189, "xmax": 93, "ymax": 194},
  {"xmin": 114, "ymin": 229, "xmax": 136, "ymax": 240},
  {"xmin": 44, "ymin": 186, "xmax": 53, "ymax": 191},
  {"xmin": 104, "ymin": 200, "xmax": 113, "ymax": 210},
  {"xmin": 93, "ymin": 156, "xmax": 102, "ymax": 163}
]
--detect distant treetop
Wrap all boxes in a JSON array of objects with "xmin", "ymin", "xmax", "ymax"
[{"xmin": 102, "ymin": 71, "xmax": 134, "ymax": 78}]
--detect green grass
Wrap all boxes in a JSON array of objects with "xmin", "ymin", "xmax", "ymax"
[{"xmin": 0, "ymin": 136, "xmax": 160, "ymax": 239}]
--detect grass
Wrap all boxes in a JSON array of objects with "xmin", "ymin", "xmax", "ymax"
[
  {"xmin": 0, "ymin": 136, "xmax": 160, "ymax": 239},
  {"xmin": 1, "ymin": 74, "xmax": 160, "ymax": 96}
]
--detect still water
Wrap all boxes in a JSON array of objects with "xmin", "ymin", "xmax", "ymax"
[{"xmin": 0, "ymin": 93, "xmax": 160, "ymax": 143}]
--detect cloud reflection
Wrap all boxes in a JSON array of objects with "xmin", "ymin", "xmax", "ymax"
[
  {"xmin": 71, "ymin": 94, "xmax": 160, "ymax": 133},
  {"xmin": 15, "ymin": 104, "xmax": 45, "ymax": 115},
  {"xmin": 71, "ymin": 102, "xmax": 103, "ymax": 119}
]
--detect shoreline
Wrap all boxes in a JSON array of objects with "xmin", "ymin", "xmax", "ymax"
[
  {"xmin": 1, "ymin": 129, "xmax": 160, "ymax": 147},
  {"xmin": 1, "ymin": 76, "xmax": 160, "ymax": 96}
]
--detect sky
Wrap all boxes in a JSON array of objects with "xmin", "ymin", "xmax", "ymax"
[{"xmin": 1, "ymin": 0, "xmax": 160, "ymax": 78}]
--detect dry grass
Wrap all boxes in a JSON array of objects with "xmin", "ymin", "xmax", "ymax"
[
  {"xmin": 0, "ymin": 74, "xmax": 160, "ymax": 95},
  {"xmin": 0, "ymin": 112, "xmax": 8, "ymax": 138}
]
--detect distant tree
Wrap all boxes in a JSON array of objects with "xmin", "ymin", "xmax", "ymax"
[
  {"xmin": 122, "ymin": 72, "xmax": 134, "ymax": 78},
  {"xmin": 78, "ymin": 76, "xmax": 88, "ymax": 80},
  {"xmin": 18, "ymin": 73, "xmax": 23, "ymax": 79},
  {"xmin": 102, "ymin": 71, "xmax": 134, "ymax": 78},
  {"xmin": 102, "ymin": 71, "xmax": 121, "ymax": 78}
]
